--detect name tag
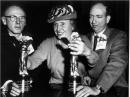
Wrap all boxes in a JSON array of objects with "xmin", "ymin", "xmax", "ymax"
[{"xmin": 96, "ymin": 41, "xmax": 107, "ymax": 50}]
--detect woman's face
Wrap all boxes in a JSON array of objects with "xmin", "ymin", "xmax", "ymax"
[{"xmin": 53, "ymin": 20, "xmax": 74, "ymax": 41}]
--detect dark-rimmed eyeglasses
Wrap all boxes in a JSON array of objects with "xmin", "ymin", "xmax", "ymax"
[{"xmin": 5, "ymin": 15, "xmax": 26, "ymax": 22}]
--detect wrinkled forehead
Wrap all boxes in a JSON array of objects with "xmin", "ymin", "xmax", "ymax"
[
  {"xmin": 5, "ymin": 6, "xmax": 26, "ymax": 16},
  {"xmin": 90, "ymin": 3, "xmax": 106, "ymax": 15}
]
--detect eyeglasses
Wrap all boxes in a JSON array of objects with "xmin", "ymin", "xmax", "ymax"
[{"xmin": 5, "ymin": 15, "xmax": 26, "ymax": 22}]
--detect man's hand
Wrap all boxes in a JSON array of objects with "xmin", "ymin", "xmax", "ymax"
[
  {"xmin": 76, "ymin": 85, "xmax": 101, "ymax": 97},
  {"xmin": 10, "ymin": 82, "xmax": 21, "ymax": 96}
]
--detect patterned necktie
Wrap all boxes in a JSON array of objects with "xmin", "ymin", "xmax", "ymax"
[{"xmin": 93, "ymin": 35, "xmax": 98, "ymax": 51}]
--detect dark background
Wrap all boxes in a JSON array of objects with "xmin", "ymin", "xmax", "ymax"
[
  {"xmin": 1, "ymin": 1, "xmax": 129, "ymax": 47},
  {"xmin": 1, "ymin": 0, "xmax": 129, "ymax": 94}
]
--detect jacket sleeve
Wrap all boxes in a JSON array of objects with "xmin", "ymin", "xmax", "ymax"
[
  {"xmin": 96, "ymin": 32, "xmax": 128, "ymax": 93},
  {"xmin": 27, "ymin": 38, "xmax": 51, "ymax": 70},
  {"xmin": 86, "ymin": 51, "xmax": 99, "ymax": 66},
  {"xmin": 81, "ymin": 35, "xmax": 99, "ymax": 66}
]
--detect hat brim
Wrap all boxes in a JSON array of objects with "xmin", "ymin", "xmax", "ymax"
[{"xmin": 48, "ymin": 12, "xmax": 77, "ymax": 23}]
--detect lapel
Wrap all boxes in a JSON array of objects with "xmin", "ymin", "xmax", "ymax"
[
  {"xmin": 88, "ymin": 27, "xmax": 118, "ymax": 52},
  {"xmin": 103, "ymin": 27, "xmax": 111, "ymax": 43},
  {"xmin": 95, "ymin": 27, "xmax": 119, "ymax": 56},
  {"xmin": 104, "ymin": 27, "xmax": 119, "ymax": 49},
  {"xmin": 90, "ymin": 27, "xmax": 111, "ymax": 52},
  {"xmin": 87, "ymin": 31, "xmax": 94, "ymax": 49}
]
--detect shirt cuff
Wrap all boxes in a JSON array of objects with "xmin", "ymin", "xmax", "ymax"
[{"xmin": 95, "ymin": 84, "xmax": 104, "ymax": 93}]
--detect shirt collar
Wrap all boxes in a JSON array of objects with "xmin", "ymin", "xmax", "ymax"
[
  {"xmin": 94, "ymin": 28, "xmax": 107, "ymax": 39},
  {"xmin": 9, "ymin": 32, "xmax": 23, "ymax": 41}
]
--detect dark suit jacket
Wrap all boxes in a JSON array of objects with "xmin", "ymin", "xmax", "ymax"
[
  {"xmin": 1, "ymin": 30, "xmax": 23, "ymax": 85},
  {"xmin": 87, "ymin": 27, "xmax": 128, "ymax": 93},
  {"xmin": 1, "ymin": 29, "xmax": 33, "ymax": 84}
]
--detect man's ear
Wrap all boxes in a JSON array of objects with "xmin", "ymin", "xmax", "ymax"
[
  {"xmin": 1, "ymin": 16, "xmax": 7, "ymax": 25},
  {"xmin": 106, "ymin": 15, "xmax": 111, "ymax": 24}
]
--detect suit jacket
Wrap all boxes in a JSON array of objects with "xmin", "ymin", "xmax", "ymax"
[
  {"xmin": 1, "ymin": 30, "xmax": 21, "ymax": 84},
  {"xmin": 87, "ymin": 27, "xmax": 128, "ymax": 93},
  {"xmin": 1, "ymin": 29, "xmax": 33, "ymax": 84}
]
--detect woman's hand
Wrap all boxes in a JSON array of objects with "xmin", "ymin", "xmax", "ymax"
[{"xmin": 68, "ymin": 39, "xmax": 91, "ymax": 57}]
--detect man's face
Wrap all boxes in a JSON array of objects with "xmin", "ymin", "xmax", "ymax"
[
  {"xmin": 53, "ymin": 20, "xmax": 73, "ymax": 40},
  {"xmin": 2, "ymin": 6, "xmax": 26, "ymax": 35},
  {"xmin": 89, "ymin": 3, "xmax": 110, "ymax": 34}
]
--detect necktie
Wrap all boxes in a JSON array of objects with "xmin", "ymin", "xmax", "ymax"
[{"xmin": 93, "ymin": 35, "xmax": 98, "ymax": 51}]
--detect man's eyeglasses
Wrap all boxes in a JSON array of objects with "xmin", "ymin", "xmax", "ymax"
[{"xmin": 5, "ymin": 15, "xmax": 26, "ymax": 22}]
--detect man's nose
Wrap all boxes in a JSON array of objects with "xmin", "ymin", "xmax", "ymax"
[
  {"xmin": 15, "ymin": 18, "xmax": 20, "ymax": 24},
  {"xmin": 92, "ymin": 17, "xmax": 97, "ymax": 24}
]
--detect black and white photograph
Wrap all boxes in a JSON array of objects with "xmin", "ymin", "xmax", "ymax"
[{"xmin": 1, "ymin": 0, "xmax": 129, "ymax": 97}]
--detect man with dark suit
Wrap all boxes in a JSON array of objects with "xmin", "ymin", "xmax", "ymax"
[
  {"xmin": 1, "ymin": 4, "xmax": 34, "ymax": 97},
  {"xmin": 76, "ymin": 2, "xmax": 128, "ymax": 97}
]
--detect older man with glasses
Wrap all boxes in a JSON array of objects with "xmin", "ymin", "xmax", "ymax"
[
  {"xmin": 2, "ymin": 5, "xmax": 26, "ymax": 37},
  {"xmin": 1, "ymin": 4, "xmax": 34, "ymax": 97},
  {"xmin": 4, "ymin": 15, "xmax": 26, "ymax": 22}
]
